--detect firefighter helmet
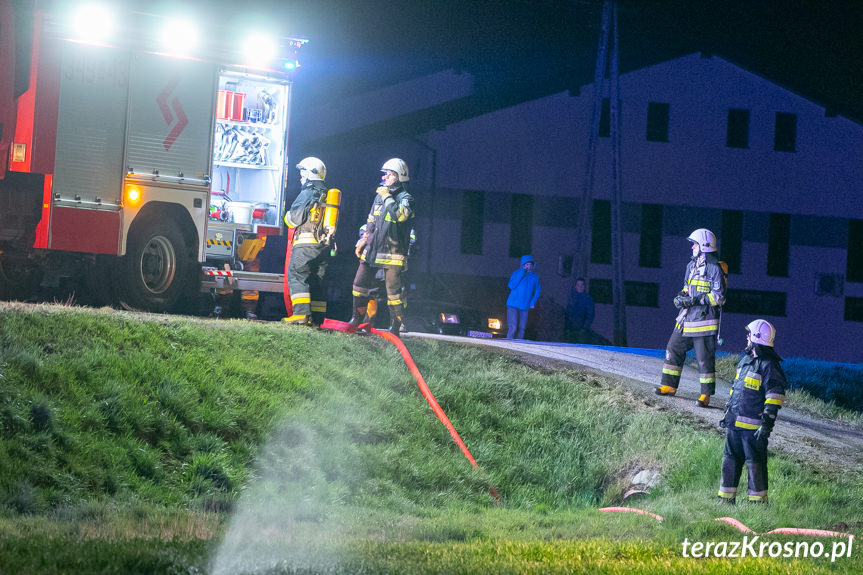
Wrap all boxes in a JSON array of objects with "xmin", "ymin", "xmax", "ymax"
[
  {"xmin": 381, "ymin": 158, "xmax": 409, "ymax": 182},
  {"xmin": 746, "ymin": 319, "xmax": 776, "ymax": 347},
  {"xmin": 688, "ymin": 228, "xmax": 717, "ymax": 253},
  {"xmin": 296, "ymin": 157, "xmax": 326, "ymax": 181}
]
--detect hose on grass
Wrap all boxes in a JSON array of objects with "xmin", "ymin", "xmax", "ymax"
[
  {"xmin": 599, "ymin": 508, "xmax": 855, "ymax": 539},
  {"xmin": 321, "ymin": 319, "xmax": 500, "ymax": 502}
]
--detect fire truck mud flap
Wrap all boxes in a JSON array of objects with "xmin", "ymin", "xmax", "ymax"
[{"xmin": 118, "ymin": 219, "xmax": 193, "ymax": 312}]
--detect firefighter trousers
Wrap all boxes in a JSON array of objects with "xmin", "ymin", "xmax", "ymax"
[
  {"xmin": 352, "ymin": 262, "xmax": 405, "ymax": 321},
  {"xmin": 659, "ymin": 329, "xmax": 716, "ymax": 396},
  {"xmin": 288, "ymin": 242, "xmax": 329, "ymax": 319},
  {"xmin": 719, "ymin": 427, "xmax": 769, "ymax": 502}
]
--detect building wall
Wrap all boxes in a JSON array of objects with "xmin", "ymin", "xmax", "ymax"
[{"xmin": 306, "ymin": 54, "xmax": 863, "ymax": 362}]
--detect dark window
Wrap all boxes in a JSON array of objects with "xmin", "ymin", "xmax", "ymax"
[
  {"xmin": 584, "ymin": 279, "xmax": 658, "ymax": 307},
  {"xmin": 460, "ymin": 190, "xmax": 484, "ymax": 255},
  {"xmin": 724, "ymin": 289, "xmax": 787, "ymax": 317},
  {"xmin": 589, "ymin": 278, "xmax": 612, "ymax": 304},
  {"xmin": 721, "ymin": 210, "xmax": 743, "ymax": 274},
  {"xmin": 639, "ymin": 203, "xmax": 663, "ymax": 268},
  {"xmin": 726, "ymin": 109, "xmax": 750, "ymax": 148},
  {"xmin": 509, "ymin": 194, "xmax": 534, "ymax": 258},
  {"xmin": 625, "ymin": 281, "xmax": 659, "ymax": 307},
  {"xmin": 591, "ymin": 199, "xmax": 611, "ymax": 264},
  {"xmin": 774, "ymin": 112, "xmax": 797, "ymax": 152},
  {"xmin": 557, "ymin": 254, "xmax": 573, "ymax": 278},
  {"xmin": 767, "ymin": 213, "xmax": 790, "ymax": 277},
  {"xmin": 599, "ymin": 98, "xmax": 610, "ymax": 138},
  {"xmin": 646, "ymin": 102, "xmax": 670, "ymax": 142},
  {"xmin": 847, "ymin": 219, "xmax": 863, "ymax": 283},
  {"xmin": 845, "ymin": 297, "xmax": 863, "ymax": 322}
]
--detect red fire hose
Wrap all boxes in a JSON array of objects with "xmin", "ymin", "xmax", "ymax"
[
  {"xmin": 599, "ymin": 507, "xmax": 855, "ymax": 539},
  {"xmin": 321, "ymin": 319, "xmax": 500, "ymax": 501}
]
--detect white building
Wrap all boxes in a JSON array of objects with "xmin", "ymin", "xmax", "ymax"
[{"xmin": 301, "ymin": 53, "xmax": 863, "ymax": 363}]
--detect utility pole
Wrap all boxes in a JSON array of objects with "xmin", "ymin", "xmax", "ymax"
[{"xmin": 575, "ymin": 0, "xmax": 627, "ymax": 346}]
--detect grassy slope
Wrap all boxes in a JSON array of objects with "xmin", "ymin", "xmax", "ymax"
[{"xmin": 0, "ymin": 303, "xmax": 861, "ymax": 574}]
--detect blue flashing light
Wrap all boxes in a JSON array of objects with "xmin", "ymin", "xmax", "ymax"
[{"xmin": 283, "ymin": 60, "xmax": 298, "ymax": 71}]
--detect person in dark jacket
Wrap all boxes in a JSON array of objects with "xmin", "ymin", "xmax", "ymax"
[
  {"xmin": 283, "ymin": 157, "xmax": 330, "ymax": 325},
  {"xmin": 506, "ymin": 255, "xmax": 541, "ymax": 339},
  {"xmin": 564, "ymin": 277, "xmax": 595, "ymax": 343},
  {"xmin": 718, "ymin": 319, "xmax": 786, "ymax": 505},
  {"xmin": 655, "ymin": 228, "xmax": 726, "ymax": 407},
  {"xmin": 349, "ymin": 158, "xmax": 415, "ymax": 335}
]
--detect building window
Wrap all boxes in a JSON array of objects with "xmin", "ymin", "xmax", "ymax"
[
  {"xmin": 599, "ymin": 98, "xmax": 610, "ymax": 138},
  {"xmin": 591, "ymin": 199, "xmax": 611, "ymax": 264},
  {"xmin": 625, "ymin": 281, "xmax": 659, "ymax": 307},
  {"xmin": 845, "ymin": 297, "xmax": 863, "ymax": 322},
  {"xmin": 639, "ymin": 203, "xmax": 662, "ymax": 268},
  {"xmin": 774, "ymin": 112, "xmax": 797, "ymax": 152},
  {"xmin": 767, "ymin": 213, "xmax": 790, "ymax": 277},
  {"xmin": 589, "ymin": 278, "xmax": 612, "ymax": 304},
  {"xmin": 461, "ymin": 190, "xmax": 484, "ymax": 255},
  {"xmin": 726, "ymin": 109, "xmax": 750, "ymax": 148},
  {"xmin": 847, "ymin": 219, "xmax": 863, "ymax": 283},
  {"xmin": 583, "ymin": 279, "xmax": 658, "ymax": 307},
  {"xmin": 509, "ymin": 194, "xmax": 533, "ymax": 258},
  {"xmin": 646, "ymin": 102, "xmax": 670, "ymax": 142},
  {"xmin": 721, "ymin": 210, "xmax": 743, "ymax": 274},
  {"xmin": 724, "ymin": 289, "xmax": 787, "ymax": 317}
]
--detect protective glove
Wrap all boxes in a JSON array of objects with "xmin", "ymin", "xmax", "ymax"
[
  {"xmin": 753, "ymin": 425, "xmax": 771, "ymax": 442},
  {"xmin": 376, "ymin": 186, "xmax": 392, "ymax": 199},
  {"xmin": 673, "ymin": 293, "xmax": 694, "ymax": 309},
  {"xmin": 354, "ymin": 240, "xmax": 366, "ymax": 259}
]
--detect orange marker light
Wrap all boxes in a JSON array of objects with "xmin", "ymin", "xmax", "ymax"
[{"xmin": 125, "ymin": 185, "xmax": 142, "ymax": 205}]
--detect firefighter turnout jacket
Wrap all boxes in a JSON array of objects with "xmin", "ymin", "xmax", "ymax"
[
  {"xmin": 358, "ymin": 185, "xmax": 415, "ymax": 269},
  {"xmin": 676, "ymin": 252, "xmax": 726, "ymax": 337},
  {"xmin": 285, "ymin": 180, "xmax": 328, "ymax": 244},
  {"xmin": 723, "ymin": 345, "xmax": 786, "ymax": 432}
]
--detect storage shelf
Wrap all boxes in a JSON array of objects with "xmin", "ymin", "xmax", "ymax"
[
  {"xmin": 213, "ymin": 161, "xmax": 279, "ymax": 170},
  {"xmin": 216, "ymin": 118, "xmax": 281, "ymax": 129}
]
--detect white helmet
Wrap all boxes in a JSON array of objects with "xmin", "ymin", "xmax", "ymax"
[
  {"xmin": 688, "ymin": 228, "xmax": 717, "ymax": 253},
  {"xmin": 296, "ymin": 157, "xmax": 326, "ymax": 181},
  {"xmin": 746, "ymin": 319, "xmax": 776, "ymax": 347},
  {"xmin": 381, "ymin": 158, "xmax": 409, "ymax": 182}
]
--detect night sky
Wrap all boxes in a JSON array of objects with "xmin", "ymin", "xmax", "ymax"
[{"xmin": 151, "ymin": 0, "xmax": 862, "ymax": 126}]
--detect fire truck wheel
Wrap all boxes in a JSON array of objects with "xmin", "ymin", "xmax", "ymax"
[
  {"xmin": 0, "ymin": 255, "xmax": 43, "ymax": 302},
  {"xmin": 119, "ymin": 220, "xmax": 191, "ymax": 312}
]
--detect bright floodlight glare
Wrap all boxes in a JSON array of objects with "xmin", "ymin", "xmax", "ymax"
[
  {"xmin": 73, "ymin": 4, "xmax": 115, "ymax": 43},
  {"xmin": 161, "ymin": 19, "xmax": 198, "ymax": 54},
  {"xmin": 242, "ymin": 33, "xmax": 276, "ymax": 67}
]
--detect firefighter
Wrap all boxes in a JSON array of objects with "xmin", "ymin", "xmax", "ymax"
[
  {"xmin": 654, "ymin": 228, "xmax": 726, "ymax": 407},
  {"xmin": 283, "ymin": 157, "xmax": 330, "ymax": 326},
  {"xmin": 718, "ymin": 319, "xmax": 786, "ymax": 504},
  {"xmin": 349, "ymin": 158, "xmax": 415, "ymax": 336}
]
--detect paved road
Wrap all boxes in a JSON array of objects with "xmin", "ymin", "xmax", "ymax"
[{"xmin": 406, "ymin": 333, "xmax": 863, "ymax": 471}]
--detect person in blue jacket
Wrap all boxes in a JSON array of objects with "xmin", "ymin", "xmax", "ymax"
[{"xmin": 506, "ymin": 255, "xmax": 541, "ymax": 339}]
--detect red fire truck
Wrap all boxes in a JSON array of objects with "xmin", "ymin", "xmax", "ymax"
[{"xmin": 0, "ymin": 0, "xmax": 303, "ymax": 312}]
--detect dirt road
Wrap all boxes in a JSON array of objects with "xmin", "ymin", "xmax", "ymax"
[{"xmin": 407, "ymin": 333, "xmax": 863, "ymax": 472}]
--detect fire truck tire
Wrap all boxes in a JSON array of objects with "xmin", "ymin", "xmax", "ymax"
[
  {"xmin": 0, "ymin": 255, "xmax": 43, "ymax": 302},
  {"xmin": 119, "ymin": 220, "xmax": 191, "ymax": 312}
]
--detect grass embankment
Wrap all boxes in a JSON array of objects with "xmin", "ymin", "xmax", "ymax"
[{"xmin": 0, "ymin": 302, "xmax": 861, "ymax": 574}]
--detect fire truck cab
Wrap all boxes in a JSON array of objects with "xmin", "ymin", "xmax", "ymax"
[{"xmin": 0, "ymin": 0, "xmax": 302, "ymax": 312}]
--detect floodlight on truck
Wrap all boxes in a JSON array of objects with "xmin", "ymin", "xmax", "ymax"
[{"xmin": 72, "ymin": 3, "xmax": 115, "ymax": 44}]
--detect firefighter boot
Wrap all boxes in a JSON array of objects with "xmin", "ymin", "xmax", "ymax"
[
  {"xmin": 283, "ymin": 314, "xmax": 310, "ymax": 325},
  {"xmin": 653, "ymin": 385, "xmax": 677, "ymax": 396},
  {"xmin": 697, "ymin": 394, "xmax": 711, "ymax": 408},
  {"xmin": 389, "ymin": 314, "xmax": 403, "ymax": 337},
  {"xmin": 347, "ymin": 302, "xmax": 368, "ymax": 330}
]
